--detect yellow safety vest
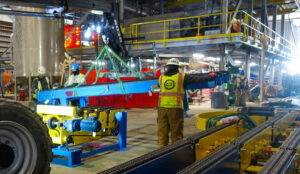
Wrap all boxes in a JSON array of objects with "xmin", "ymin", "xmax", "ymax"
[
  {"xmin": 158, "ymin": 73, "xmax": 185, "ymax": 109},
  {"xmin": 33, "ymin": 77, "xmax": 50, "ymax": 99},
  {"xmin": 236, "ymin": 76, "xmax": 248, "ymax": 88},
  {"xmin": 67, "ymin": 73, "xmax": 85, "ymax": 86}
]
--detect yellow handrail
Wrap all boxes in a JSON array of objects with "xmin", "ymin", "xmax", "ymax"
[{"xmin": 125, "ymin": 10, "xmax": 294, "ymax": 55}]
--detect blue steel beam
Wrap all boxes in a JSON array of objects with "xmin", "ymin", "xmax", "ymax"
[
  {"xmin": 37, "ymin": 73, "xmax": 228, "ymax": 106},
  {"xmin": 37, "ymin": 79, "xmax": 159, "ymax": 106}
]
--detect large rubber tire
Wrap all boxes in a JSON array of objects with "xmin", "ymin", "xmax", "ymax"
[{"xmin": 0, "ymin": 99, "xmax": 52, "ymax": 174}]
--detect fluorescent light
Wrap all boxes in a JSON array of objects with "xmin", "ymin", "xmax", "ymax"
[
  {"xmin": 102, "ymin": 35, "xmax": 106, "ymax": 41},
  {"xmin": 131, "ymin": 64, "xmax": 135, "ymax": 68},
  {"xmin": 193, "ymin": 53, "xmax": 204, "ymax": 59},
  {"xmin": 96, "ymin": 26, "xmax": 101, "ymax": 33},
  {"xmin": 82, "ymin": 41, "xmax": 90, "ymax": 46},
  {"xmin": 209, "ymin": 57, "xmax": 220, "ymax": 61},
  {"xmin": 91, "ymin": 10, "xmax": 103, "ymax": 15},
  {"xmin": 84, "ymin": 28, "xmax": 92, "ymax": 39},
  {"xmin": 64, "ymin": 19, "xmax": 73, "ymax": 25},
  {"xmin": 234, "ymin": 60, "xmax": 242, "ymax": 64},
  {"xmin": 250, "ymin": 62, "xmax": 257, "ymax": 66},
  {"xmin": 143, "ymin": 59, "xmax": 154, "ymax": 63}
]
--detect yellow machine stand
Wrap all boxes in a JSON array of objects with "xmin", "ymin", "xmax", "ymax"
[
  {"xmin": 194, "ymin": 111, "xmax": 272, "ymax": 161},
  {"xmin": 241, "ymin": 113, "xmax": 299, "ymax": 173},
  {"xmin": 37, "ymin": 105, "xmax": 123, "ymax": 145}
]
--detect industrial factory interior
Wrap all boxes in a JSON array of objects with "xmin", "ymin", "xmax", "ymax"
[{"xmin": 1, "ymin": 0, "xmax": 300, "ymax": 174}]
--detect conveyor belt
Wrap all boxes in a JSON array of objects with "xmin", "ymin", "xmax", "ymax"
[
  {"xmin": 99, "ymin": 124, "xmax": 233, "ymax": 174},
  {"xmin": 179, "ymin": 112, "xmax": 293, "ymax": 174},
  {"xmin": 241, "ymin": 107, "xmax": 275, "ymax": 116},
  {"xmin": 259, "ymin": 127, "xmax": 300, "ymax": 174},
  {"xmin": 177, "ymin": 144, "xmax": 238, "ymax": 174},
  {"xmin": 100, "ymin": 110, "xmax": 298, "ymax": 174},
  {"xmin": 98, "ymin": 139, "xmax": 192, "ymax": 174},
  {"xmin": 231, "ymin": 112, "xmax": 287, "ymax": 147},
  {"xmin": 187, "ymin": 124, "xmax": 231, "ymax": 143}
]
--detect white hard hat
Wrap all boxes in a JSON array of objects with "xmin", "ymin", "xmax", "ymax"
[
  {"xmin": 166, "ymin": 58, "xmax": 180, "ymax": 66},
  {"xmin": 38, "ymin": 66, "xmax": 46, "ymax": 75}
]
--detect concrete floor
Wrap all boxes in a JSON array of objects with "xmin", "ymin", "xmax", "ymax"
[{"xmin": 50, "ymin": 101, "xmax": 235, "ymax": 174}]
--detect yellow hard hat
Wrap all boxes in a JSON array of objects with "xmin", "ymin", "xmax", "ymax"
[{"xmin": 166, "ymin": 58, "xmax": 179, "ymax": 66}]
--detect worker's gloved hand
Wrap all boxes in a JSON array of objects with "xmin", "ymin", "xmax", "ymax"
[{"xmin": 208, "ymin": 72, "xmax": 217, "ymax": 78}]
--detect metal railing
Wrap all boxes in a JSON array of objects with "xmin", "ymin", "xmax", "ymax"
[{"xmin": 126, "ymin": 11, "xmax": 294, "ymax": 57}]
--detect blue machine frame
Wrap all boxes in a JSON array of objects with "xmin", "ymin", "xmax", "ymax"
[
  {"xmin": 37, "ymin": 72, "xmax": 229, "ymax": 106},
  {"xmin": 51, "ymin": 111, "xmax": 127, "ymax": 167},
  {"xmin": 38, "ymin": 72, "xmax": 228, "ymax": 167}
]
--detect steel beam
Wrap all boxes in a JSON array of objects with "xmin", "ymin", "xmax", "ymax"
[
  {"xmin": 281, "ymin": 14, "xmax": 285, "ymax": 46},
  {"xmin": 269, "ymin": 58, "xmax": 275, "ymax": 85},
  {"xmin": 165, "ymin": 0, "xmax": 205, "ymax": 8},
  {"xmin": 272, "ymin": 5, "xmax": 277, "ymax": 47},
  {"xmin": 245, "ymin": 51, "xmax": 251, "ymax": 81},
  {"xmin": 259, "ymin": 34, "xmax": 268, "ymax": 102},
  {"xmin": 261, "ymin": 0, "xmax": 267, "ymax": 31},
  {"xmin": 221, "ymin": 0, "xmax": 228, "ymax": 34},
  {"xmin": 0, "ymin": 0, "xmax": 112, "ymax": 13},
  {"xmin": 247, "ymin": 0, "xmax": 253, "ymax": 36},
  {"xmin": 119, "ymin": 0, "xmax": 124, "ymax": 25},
  {"xmin": 228, "ymin": 0, "xmax": 296, "ymax": 10}
]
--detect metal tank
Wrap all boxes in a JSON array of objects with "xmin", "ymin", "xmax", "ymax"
[{"xmin": 13, "ymin": 7, "xmax": 64, "ymax": 77}]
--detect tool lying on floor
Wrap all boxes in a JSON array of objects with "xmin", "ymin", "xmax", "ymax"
[{"xmin": 99, "ymin": 108, "xmax": 300, "ymax": 174}]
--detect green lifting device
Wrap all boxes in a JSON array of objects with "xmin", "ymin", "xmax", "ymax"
[{"xmin": 72, "ymin": 45, "xmax": 144, "ymax": 96}]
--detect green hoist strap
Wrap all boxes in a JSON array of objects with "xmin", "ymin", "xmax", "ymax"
[
  {"xmin": 72, "ymin": 45, "xmax": 143, "ymax": 97},
  {"xmin": 205, "ymin": 113, "xmax": 257, "ymax": 130}
]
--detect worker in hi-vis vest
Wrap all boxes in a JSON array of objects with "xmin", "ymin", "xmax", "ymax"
[
  {"xmin": 234, "ymin": 70, "xmax": 248, "ymax": 106},
  {"xmin": 65, "ymin": 62, "xmax": 86, "ymax": 87},
  {"xmin": 32, "ymin": 66, "xmax": 51, "ymax": 100},
  {"xmin": 157, "ymin": 58, "xmax": 217, "ymax": 148}
]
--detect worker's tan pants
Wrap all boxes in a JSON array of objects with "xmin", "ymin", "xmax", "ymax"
[
  {"xmin": 157, "ymin": 107, "xmax": 184, "ymax": 148},
  {"xmin": 235, "ymin": 90, "xmax": 246, "ymax": 106}
]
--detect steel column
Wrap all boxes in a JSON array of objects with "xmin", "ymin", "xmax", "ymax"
[
  {"xmin": 259, "ymin": 34, "xmax": 268, "ymax": 102},
  {"xmin": 29, "ymin": 74, "xmax": 32, "ymax": 101},
  {"xmin": 245, "ymin": 51, "xmax": 251, "ymax": 81},
  {"xmin": 221, "ymin": 0, "xmax": 228, "ymax": 34},
  {"xmin": 160, "ymin": 0, "xmax": 164, "ymax": 14},
  {"xmin": 219, "ymin": 44, "xmax": 226, "ymax": 92},
  {"xmin": 261, "ymin": 0, "xmax": 267, "ymax": 31},
  {"xmin": 153, "ymin": 42, "xmax": 157, "ymax": 77},
  {"xmin": 277, "ymin": 63, "xmax": 283, "ymax": 89},
  {"xmin": 247, "ymin": 0, "xmax": 253, "ymax": 36},
  {"xmin": 119, "ymin": 0, "xmax": 124, "ymax": 25},
  {"xmin": 219, "ymin": 44, "xmax": 225, "ymax": 71},
  {"xmin": 272, "ymin": 5, "xmax": 277, "ymax": 47},
  {"xmin": 269, "ymin": 58, "xmax": 275, "ymax": 85},
  {"xmin": 281, "ymin": 14, "xmax": 285, "ymax": 47}
]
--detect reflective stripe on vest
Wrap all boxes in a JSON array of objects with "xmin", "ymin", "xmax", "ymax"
[
  {"xmin": 68, "ymin": 73, "xmax": 84, "ymax": 86},
  {"xmin": 37, "ymin": 77, "xmax": 50, "ymax": 91},
  {"xmin": 34, "ymin": 77, "xmax": 50, "ymax": 99},
  {"xmin": 158, "ymin": 73, "xmax": 185, "ymax": 109}
]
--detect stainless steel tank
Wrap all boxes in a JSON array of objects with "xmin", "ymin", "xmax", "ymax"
[{"xmin": 13, "ymin": 7, "xmax": 64, "ymax": 77}]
